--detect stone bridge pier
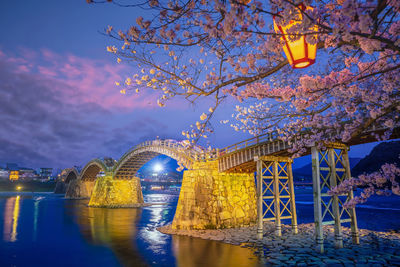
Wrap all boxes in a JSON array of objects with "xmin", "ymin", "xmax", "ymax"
[
  {"xmin": 85, "ymin": 160, "xmax": 257, "ymax": 230},
  {"xmin": 66, "ymin": 179, "xmax": 96, "ymax": 199},
  {"xmin": 88, "ymin": 175, "xmax": 144, "ymax": 208},
  {"xmin": 172, "ymin": 161, "xmax": 257, "ymax": 229}
]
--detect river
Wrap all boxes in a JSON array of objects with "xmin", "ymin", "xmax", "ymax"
[{"xmin": 1, "ymin": 188, "xmax": 399, "ymax": 266}]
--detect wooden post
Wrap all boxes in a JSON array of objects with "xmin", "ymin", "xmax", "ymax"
[
  {"xmin": 343, "ymin": 148, "xmax": 360, "ymax": 245},
  {"xmin": 256, "ymin": 158, "xmax": 263, "ymax": 240},
  {"xmin": 273, "ymin": 161, "xmax": 281, "ymax": 237},
  {"xmin": 328, "ymin": 148, "xmax": 343, "ymax": 249},
  {"xmin": 311, "ymin": 146, "xmax": 324, "ymax": 253},
  {"xmin": 287, "ymin": 162, "xmax": 298, "ymax": 234}
]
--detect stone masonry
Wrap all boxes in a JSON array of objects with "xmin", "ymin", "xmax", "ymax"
[
  {"xmin": 172, "ymin": 161, "xmax": 257, "ymax": 230},
  {"xmin": 88, "ymin": 175, "xmax": 144, "ymax": 208},
  {"xmin": 65, "ymin": 179, "xmax": 95, "ymax": 199},
  {"xmin": 54, "ymin": 180, "xmax": 68, "ymax": 194}
]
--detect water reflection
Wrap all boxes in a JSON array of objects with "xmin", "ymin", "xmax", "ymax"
[
  {"xmin": 172, "ymin": 235, "xmax": 259, "ymax": 267},
  {"xmin": 3, "ymin": 195, "xmax": 21, "ymax": 242},
  {"xmin": 65, "ymin": 194, "xmax": 261, "ymax": 267},
  {"xmin": 140, "ymin": 205, "xmax": 169, "ymax": 254},
  {"xmin": 33, "ymin": 198, "xmax": 40, "ymax": 241},
  {"xmin": 70, "ymin": 202, "xmax": 148, "ymax": 267}
]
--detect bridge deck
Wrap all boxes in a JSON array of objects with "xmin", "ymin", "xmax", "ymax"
[{"xmin": 217, "ymin": 126, "xmax": 400, "ymax": 173}]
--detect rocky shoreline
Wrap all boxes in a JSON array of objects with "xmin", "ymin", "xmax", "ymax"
[
  {"xmin": 158, "ymin": 222, "xmax": 400, "ymax": 266},
  {"xmin": 83, "ymin": 202, "xmax": 167, "ymax": 208}
]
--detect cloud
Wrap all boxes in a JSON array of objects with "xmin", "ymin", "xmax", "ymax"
[
  {"xmin": 0, "ymin": 48, "xmax": 180, "ymax": 169},
  {"xmin": 0, "ymin": 47, "xmax": 158, "ymax": 111}
]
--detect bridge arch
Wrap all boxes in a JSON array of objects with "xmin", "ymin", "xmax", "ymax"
[
  {"xmin": 64, "ymin": 168, "xmax": 80, "ymax": 184},
  {"xmin": 113, "ymin": 140, "xmax": 197, "ymax": 180},
  {"xmin": 80, "ymin": 158, "xmax": 114, "ymax": 181}
]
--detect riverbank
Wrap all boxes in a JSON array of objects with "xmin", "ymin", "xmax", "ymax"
[
  {"xmin": 0, "ymin": 180, "xmax": 55, "ymax": 192},
  {"xmin": 158, "ymin": 222, "xmax": 400, "ymax": 266}
]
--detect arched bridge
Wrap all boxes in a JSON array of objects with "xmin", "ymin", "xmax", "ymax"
[
  {"xmin": 113, "ymin": 139, "xmax": 203, "ymax": 179},
  {"xmin": 62, "ymin": 139, "xmax": 206, "ymax": 184},
  {"xmin": 63, "ymin": 124, "xmax": 400, "ymax": 180},
  {"xmin": 62, "ymin": 124, "xmax": 399, "ymax": 253},
  {"xmin": 63, "ymin": 168, "xmax": 80, "ymax": 184},
  {"xmin": 80, "ymin": 158, "xmax": 114, "ymax": 181}
]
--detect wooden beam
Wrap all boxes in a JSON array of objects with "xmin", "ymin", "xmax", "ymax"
[
  {"xmin": 256, "ymin": 158, "xmax": 263, "ymax": 240},
  {"xmin": 329, "ymin": 148, "xmax": 343, "ymax": 249},
  {"xmin": 312, "ymin": 146, "xmax": 324, "ymax": 253}
]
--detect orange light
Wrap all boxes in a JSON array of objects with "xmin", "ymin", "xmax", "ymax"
[
  {"xmin": 273, "ymin": 4, "xmax": 318, "ymax": 69},
  {"xmin": 9, "ymin": 171, "xmax": 19, "ymax": 181}
]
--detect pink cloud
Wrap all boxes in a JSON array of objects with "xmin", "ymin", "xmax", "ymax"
[
  {"xmin": 16, "ymin": 65, "xmax": 30, "ymax": 73},
  {"xmin": 38, "ymin": 66, "xmax": 58, "ymax": 77},
  {"xmin": 0, "ymin": 48, "xmax": 159, "ymax": 111}
]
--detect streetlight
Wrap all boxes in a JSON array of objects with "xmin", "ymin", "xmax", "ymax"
[{"xmin": 153, "ymin": 163, "xmax": 163, "ymax": 172}]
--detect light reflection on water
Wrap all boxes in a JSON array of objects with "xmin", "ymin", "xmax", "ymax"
[
  {"xmin": 62, "ymin": 192, "xmax": 259, "ymax": 267},
  {"xmin": 33, "ymin": 198, "xmax": 40, "ymax": 241},
  {"xmin": 70, "ymin": 201, "xmax": 148, "ymax": 266},
  {"xmin": 172, "ymin": 235, "xmax": 259, "ymax": 267},
  {"xmin": 3, "ymin": 195, "xmax": 21, "ymax": 242},
  {"xmin": 1, "ymin": 190, "xmax": 400, "ymax": 266}
]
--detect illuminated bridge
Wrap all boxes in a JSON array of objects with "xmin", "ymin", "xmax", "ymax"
[{"xmin": 58, "ymin": 125, "xmax": 399, "ymax": 253}]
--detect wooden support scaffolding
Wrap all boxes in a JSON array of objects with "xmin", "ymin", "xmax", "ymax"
[
  {"xmin": 255, "ymin": 156, "xmax": 298, "ymax": 239},
  {"xmin": 311, "ymin": 143, "xmax": 360, "ymax": 253}
]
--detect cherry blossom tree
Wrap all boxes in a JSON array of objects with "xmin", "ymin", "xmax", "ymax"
[{"xmin": 89, "ymin": 0, "xmax": 400, "ymax": 205}]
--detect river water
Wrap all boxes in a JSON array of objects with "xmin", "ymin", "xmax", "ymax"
[{"xmin": 0, "ymin": 188, "xmax": 399, "ymax": 267}]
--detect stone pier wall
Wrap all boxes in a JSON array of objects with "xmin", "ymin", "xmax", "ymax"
[
  {"xmin": 172, "ymin": 161, "xmax": 257, "ymax": 230},
  {"xmin": 65, "ymin": 179, "xmax": 95, "ymax": 199},
  {"xmin": 88, "ymin": 176, "xmax": 144, "ymax": 208},
  {"xmin": 54, "ymin": 180, "xmax": 68, "ymax": 194}
]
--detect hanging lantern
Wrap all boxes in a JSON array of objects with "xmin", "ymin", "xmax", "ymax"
[{"xmin": 273, "ymin": 4, "xmax": 318, "ymax": 69}]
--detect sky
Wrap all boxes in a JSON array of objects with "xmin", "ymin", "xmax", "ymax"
[{"xmin": 0, "ymin": 1, "xmax": 381, "ymax": 171}]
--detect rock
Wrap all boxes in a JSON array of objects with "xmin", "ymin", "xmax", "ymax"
[{"xmin": 157, "ymin": 221, "xmax": 400, "ymax": 266}]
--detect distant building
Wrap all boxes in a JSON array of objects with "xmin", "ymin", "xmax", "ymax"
[
  {"xmin": 19, "ymin": 168, "xmax": 38, "ymax": 181},
  {"xmin": 9, "ymin": 170, "xmax": 19, "ymax": 181},
  {"xmin": 39, "ymin": 168, "xmax": 53, "ymax": 180},
  {"xmin": 6, "ymin": 163, "xmax": 19, "ymax": 181}
]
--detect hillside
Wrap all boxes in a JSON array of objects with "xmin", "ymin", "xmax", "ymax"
[
  {"xmin": 293, "ymin": 158, "xmax": 362, "ymax": 182},
  {"xmin": 352, "ymin": 140, "xmax": 400, "ymax": 176}
]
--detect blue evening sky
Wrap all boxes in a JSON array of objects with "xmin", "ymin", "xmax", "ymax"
[{"xmin": 0, "ymin": 1, "xmax": 380, "ymax": 171}]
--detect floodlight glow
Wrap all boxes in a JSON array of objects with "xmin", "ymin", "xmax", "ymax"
[{"xmin": 153, "ymin": 163, "xmax": 163, "ymax": 172}]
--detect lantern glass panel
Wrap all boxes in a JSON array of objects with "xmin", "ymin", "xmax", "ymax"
[
  {"xmin": 307, "ymin": 37, "xmax": 317, "ymax": 61},
  {"xmin": 273, "ymin": 5, "xmax": 318, "ymax": 69}
]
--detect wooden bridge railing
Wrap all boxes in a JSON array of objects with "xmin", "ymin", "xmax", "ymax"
[
  {"xmin": 216, "ymin": 122, "xmax": 400, "ymax": 158},
  {"xmin": 217, "ymin": 132, "xmax": 279, "ymax": 157}
]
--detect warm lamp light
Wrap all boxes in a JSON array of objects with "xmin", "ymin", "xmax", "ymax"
[
  {"xmin": 16, "ymin": 186, "xmax": 22, "ymax": 191},
  {"xmin": 273, "ymin": 4, "xmax": 318, "ymax": 69}
]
